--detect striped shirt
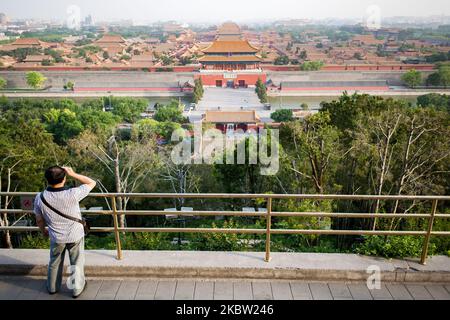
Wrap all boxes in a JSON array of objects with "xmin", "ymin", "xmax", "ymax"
[{"xmin": 33, "ymin": 184, "xmax": 93, "ymax": 244}]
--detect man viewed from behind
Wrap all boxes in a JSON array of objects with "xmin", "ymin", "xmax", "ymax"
[{"xmin": 34, "ymin": 166, "xmax": 96, "ymax": 298}]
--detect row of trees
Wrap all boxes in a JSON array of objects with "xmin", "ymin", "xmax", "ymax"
[
  {"xmin": 0, "ymin": 93, "xmax": 449, "ymax": 256},
  {"xmin": 0, "ymin": 72, "xmax": 47, "ymax": 90},
  {"xmin": 402, "ymin": 64, "xmax": 450, "ymax": 88}
]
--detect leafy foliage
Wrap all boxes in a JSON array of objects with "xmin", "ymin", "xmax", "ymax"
[
  {"xmin": 271, "ymin": 109, "xmax": 293, "ymax": 122},
  {"xmin": 255, "ymin": 78, "xmax": 268, "ymax": 103},
  {"xmin": 26, "ymin": 71, "xmax": 47, "ymax": 89},
  {"xmin": 355, "ymin": 236, "xmax": 434, "ymax": 258},
  {"xmin": 401, "ymin": 69, "xmax": 422, "ymax": 88}
]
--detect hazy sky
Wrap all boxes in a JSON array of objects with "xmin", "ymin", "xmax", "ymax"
[{"xmin": 1, "ymin": 0, "xmax": 450, "ymax": 23}]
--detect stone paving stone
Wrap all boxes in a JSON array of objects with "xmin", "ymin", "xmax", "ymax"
[
  {"xmin": 174, "ymin": 281, "xmax": 195, "ymax": 300},
  {"xmin": 78, "ymin": 280, "xmax": 103, "ymax": 300},
  {"xmin": 95, "ymin": 280, "xmax": 121, "ymax": 300},
  {"xmin": 194, "ymin": 281, "xmax": 214, "ymax": 300},
  {"xmin": 16, "ymin": 279, "xmax": 45, "ymax": 300},
  {"xmin": 54, "ymin": 284, "xmax": 74, "ymax": 300},
  {"xmin": 115, "ymin": 280, "xmax": 139, "ymax": 300},
  {"xmin": 270, "ymin": 282, "xmax": 292, "ymax": 300},
  {"xmin": 252, "ymin": 282, "xmax": 273, "ymax": 300},
  {"xmin": 368, "ymin": 284, "xmax": 393, "ymax": 300},
  {"xmin": 348, "ymin": 284, "xmax": 373, "ymax": 300},
  {"xmin": 36, "ymin": 289, "xmax": 58, "ymax": 300},
  {"xmin": 405, "ymin": 284, "xmax": 433, "ymax": 300},
  {"xmin": 134, "ymin": 280, "xmax": 158, "ymax": 300},
  {"xmin": 445, "ymin": 285, "xmax": 450, "ymax": 294},
  {"xmin": 0, "ymin": 279, "xmax": 25, "ymax": 300},
  {"xmin": 233, "ymin": 282, "xmax": 253, "ymax": 300},
  {"xmin": 214, "ymin": 281, "xmax": 233, "ymax": 300},
  {"xmin": 290, "ymin": 283, "xmax": 313, "ymax": 300},
  {"xmin": 328, "ymin": 283, "xmax": 352, "ymax": 300},
  {"xmin": 386, "ymin": 284, "xmax": 414, "ymax": 300},
  {"xmin": 309, "ymin": 283, "xmax": 333, "ymax": 300},
  {"xmin": 426, "ymin": 285, "xmax": 450, "ymax": 300},
  {"xmin": 154, "ymin": 281, "xmax": 176, "ymax": 300}
]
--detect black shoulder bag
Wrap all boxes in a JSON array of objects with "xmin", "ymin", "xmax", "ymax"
[{"xmin": 40, "ymin": 193, "xmax": 91, "ymax": 236}]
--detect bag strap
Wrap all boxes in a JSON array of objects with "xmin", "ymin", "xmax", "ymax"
[{"xmin": 40, "ymin": 192, "xmax": 84, "ymax": 225}]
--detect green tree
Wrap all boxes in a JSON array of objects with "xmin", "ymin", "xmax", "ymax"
[
  {"xmin": 255, "ymin": 78, "xmax": 268, "ymax": 104},
  {"xmin": 193, "ymin": 78, "xmax": 204, "ymax": 104},
  {"xmin": 299, "ymin": 50, "xmax": 307, "ymax": 60},
  {"xmin": 161, "ymin": 54, "xmax": 174, "ymax": 66},
  {"xmin": 274, "ymin": 55, "xmax": 289, "ymax": 65},
  {"xmin": 300, "ymin": 61, "xmax": 324, "ymax": 71},
  {"xmin": 427, "ymin": 64, "xmax": 450, "ymax": 87},
  {"xmin": 66, "ymin": 81, "xmax": 75, "ymax": 91},
  {"xmin": 133, "ymin": 118, "xmax": 182, "ymax": 140},
  {"xmin": 0, "ymin": 77, "xmax": 6, "ymax": 90},
  {"xmin": 43, "ymin": 108, "xmax": 84, "ymax": 144},
  {"xmin": 110, "ymin": 97, "xmax": 148, "ymax": 123},
  {"xmin": 282, "ymin": 112, "xmax": 341, "ymax": 194},
  {"xmin": 417, "ymin": 93, "xmax": 450, "ymax": 113},
  {"xmin": 26, "ymin": 71, "xmax": 47, "ymax": 89},
  {"xmin": 153, "ymin": 103, "xmax": 185, "ymax": 123},
  {"xmin": 401, "ymin": 69, "xmax": 422, "ymax": 88},
  {"xmin": 271, "ymin": 109, "xmax": 293, "ymax": 122}
]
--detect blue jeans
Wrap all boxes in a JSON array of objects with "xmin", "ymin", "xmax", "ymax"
[{"xmin": 47, "ymin": 237, "xmax": 85, "ymax": 295}]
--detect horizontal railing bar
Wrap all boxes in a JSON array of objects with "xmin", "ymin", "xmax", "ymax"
[
  {"xmin": 114, "ymin": 210, "xmax": 266, "ymax": 217},
  {"xmin": 1, "ymin": 227, "xmax": 449, "ymax": 237},
  {"xmin": 270, "ymin": 229, "xmax": 428, "ymax": 236},
  {"xmin": 271, "ymin": 212, "xmax": 433, "ymax": 218},
  {"xmin": 0, "ymin": 227, "xmax": 114, "ymax": 233},
  {"xmin": 431, "ymin": 231, "xmax": 450, "ymax": 236},
  {"xmin": 0, "ymin": 192, "xmax": 449, "ymax": 201},
  {"xmin": 1, "ymin": 209, "xmax": 448, "ymax": 219},
  {"xmin": 117, "ymin": 227, "xmax": 267, "ymax": 234}
]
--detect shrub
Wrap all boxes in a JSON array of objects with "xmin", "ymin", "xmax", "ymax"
[
  {"xmin": 20, "ymin": 234, "xmax": 50, "ymax": 249},
  {"xmin": 354, "ymin": 235, "xmax": 435, "ymax": 258},
  {"xmin": 191, "ymin": 219, "xmax": 244, "ymax": 251}
]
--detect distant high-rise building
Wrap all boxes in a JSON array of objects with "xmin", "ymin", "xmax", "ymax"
[
  {"xmin": 0, "ymin": 13, "xmax": 9, "ymax": 25},
  {"xmin": 83, "ymin": 15, "xmax": 94, "ymax": 26}
]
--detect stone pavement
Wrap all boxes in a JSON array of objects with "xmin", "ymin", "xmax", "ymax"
[
  {"xmin": 0, "ymin": 276, "xmax": 449, "ymax": 300},
  {"xmin": 197, "ymin": 87, "xmax": 264, "ymax": 111},
  {"xmin": 1, "ymin": 250, "xmax": 449, "ymax": 282}
]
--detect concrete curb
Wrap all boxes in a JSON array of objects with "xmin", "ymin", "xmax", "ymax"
[{"xmin": 0, "ymin": 250, "xmax": 449, "ymax": 282}]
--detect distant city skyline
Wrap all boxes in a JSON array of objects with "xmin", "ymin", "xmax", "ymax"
[{"xmin": 1, "ymin": 0, "xmax": 450, "ymax": 24}]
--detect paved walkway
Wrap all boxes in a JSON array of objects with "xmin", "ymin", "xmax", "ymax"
[
  {"xmin": 197, "ymin": 87, "xmax": 264, "ymax": 111},
  {"xmin": 1, "ymin": 250, "xmax": 449, "ymax": 282},
  {"xmin": 1, "ymin": 277, "xmax": 449, "ymax": 300}
]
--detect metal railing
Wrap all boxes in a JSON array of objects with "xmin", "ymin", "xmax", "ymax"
[{"xmin": 1, "ymin": 192, "xmax": 449, "ymax": 265}]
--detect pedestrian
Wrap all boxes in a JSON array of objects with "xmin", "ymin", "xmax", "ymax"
[{"xmin": 34, "ymin": 166, "xmax": 96, "ymax": 298}]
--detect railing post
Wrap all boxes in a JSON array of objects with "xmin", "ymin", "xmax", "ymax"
[
  {"xmin": 420, "ymin": 199, "xmax": 438, "ymax": 265},
  {"xmin": 265, "ymin": 197, "xmax": 272, "ymax": 263},
  {"xmin": 112, "ymin": 197, "xmax": 123, "ymax": 260}
]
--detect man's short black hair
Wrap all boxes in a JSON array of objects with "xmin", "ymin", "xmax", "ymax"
[{"xmin": 45, "ymin": 166, "xmax": 66, "ymax": 185}]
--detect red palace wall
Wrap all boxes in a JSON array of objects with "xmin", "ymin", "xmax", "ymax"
[
  {"xmin": 281, "ymin": 86, "xmax": 390, "ymax": 92},
  {"xmin": 3, "ymin": 64, "xmax": 434, "ymax": 72},
  {"xmin": 262, "ymin": 64, "xmax": 435, "ymax": 72},
  {"xmin": 74, "ymin": 87, "xmax": 184, "ymax": 92},
  {"xmin": 197, "ymin": 73, "xmax": 267, "ymax": 87}
]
